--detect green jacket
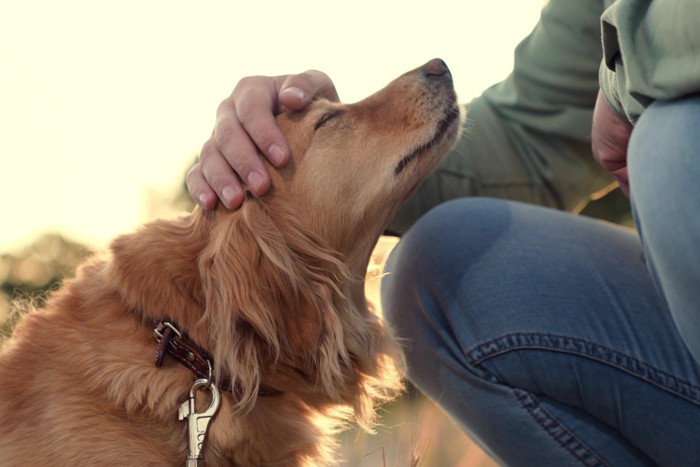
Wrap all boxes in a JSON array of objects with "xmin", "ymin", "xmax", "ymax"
[
  {"xmin": 389, "ymin": 0, "xmax": 698, "ymax": 235},
  {"xmin": 600, "ymin": 0, "xmax": 700, "ymax": 123}
]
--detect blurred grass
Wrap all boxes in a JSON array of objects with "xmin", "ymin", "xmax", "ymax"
[
  {"xmin": 0, "ymin": 233, "xmax": 92, "ymax": 338},
  {"xmin": 338, "ymin": 386, "xmax": 496, "ymax": 466},
  {"xmin": 348, "ymin": 236, "xmax": 496, "ymax": 467}
]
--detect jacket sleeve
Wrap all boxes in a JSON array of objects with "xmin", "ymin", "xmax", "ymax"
[
  {"xmin": 388, "ymin": 0, "xmax": 613, "ymax": 235},
  {"xmin": 600, "ymin": 0, "xmax": 700, "ymax": 123}
]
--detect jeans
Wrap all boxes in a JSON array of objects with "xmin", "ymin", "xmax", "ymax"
[{"xmin": 381, "ymin": 95, "xmax": 700, "ymax": 466}]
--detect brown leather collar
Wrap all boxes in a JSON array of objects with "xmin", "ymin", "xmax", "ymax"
[{"xmin": 152, "ymin": 320, "xmax": 281, "ymax": 396}]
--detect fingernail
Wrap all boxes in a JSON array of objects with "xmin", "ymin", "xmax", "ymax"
[
  {"xmin": 269, "ymin": 144, "xmax": 286, "ymax": 166},
  {"xmin": 281, "ymin": 86, "xmax": 305, "ymax": 102},
  {"xmin": 247, "ymin": 171, "xmax": 265, "ymax": 193},
  {"xmin": 222, "ymin": 186, "xmax": 240, "ymax": 207},
  {"xmin": 197, "ymin": 192, "xmax": 212, "ymax": 207}
]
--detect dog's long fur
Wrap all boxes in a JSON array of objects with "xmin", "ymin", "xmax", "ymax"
[{"xmin": 0, "ymin": 59, "xmax": 460, "ymax": 465}]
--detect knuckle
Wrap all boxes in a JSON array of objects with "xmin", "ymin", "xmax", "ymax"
[
  {"xmin": 184, "ymin": 173, "xmax": 196, "ymax": 194},
  {"xmin": 232, "ymin": 75, "xmax": 265, "ymax": 100},
  {"xmin": 229, "ymin": 113, "xmax": 276, "ymax": 153},
  {"xmin": 204, "ymin": 171, "xmax": 224, "ymax": 190},
  {"xmin": 229, "ymin": 158, "xmax": 254, "ymax": 178},
  {"xmin": 236, "ymin": 75, "xmax": 260, "ymax": 89},
  {"xmin": 198, "ymin": 138, "xmax": 218, "ymax": 161},
  {"xmin": 234, "ymin": 95, "xmax": 261, "ymax": 124},
  {"xmin": 289, "ymin": 71, "xmax": 316, "ymax": 90},
  {"xmin": 306, "ymin": 69, "xmax": 329, "ymax": 81},
  {"xmin": 216, "ymin": 97, "xmax": 233, "ymax": 116},
  {"xmin": 213, "ymin": 122, "xmax": 238, "ymax": 147},
  {"xmin": 185, "ymin": 163, "xmax": 200, "ymax": 182},
  {"xmin": 295, "ymin": 70, "xmax": 337, "ymax": 100}
]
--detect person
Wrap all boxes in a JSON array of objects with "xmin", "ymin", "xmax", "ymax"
[{"xmin": 186, "ymin": 0, "xmax": 700, "ymax": 464}]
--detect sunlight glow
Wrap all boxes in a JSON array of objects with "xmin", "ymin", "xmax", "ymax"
[{"xmin": 1, "ymin": 0, "xmax": 544, "ymax": 251}]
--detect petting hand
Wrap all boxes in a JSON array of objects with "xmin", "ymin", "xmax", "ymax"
[
  {"xmin": 591, "ymin": 90, "xmax": 634, "ymax": 197},
  {"xmin": 187, "ymin": 70, "xmax": 339, "ymax": 209}
]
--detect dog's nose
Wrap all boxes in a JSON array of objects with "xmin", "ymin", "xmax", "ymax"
[{"xmin": 422, "ymin": 58, "xmax": 450, "ymax": 78}]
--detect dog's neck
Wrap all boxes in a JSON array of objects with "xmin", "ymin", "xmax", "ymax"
[
  {"xmin": 107, "ymin": 212, "xmax": 209, "ymax": 335},
  {"xmin": 104, "ymin": 203, "xmax": 380, "ymax": 415}
]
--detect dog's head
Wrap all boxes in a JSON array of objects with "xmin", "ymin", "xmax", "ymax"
[
  {"xmin": 271, "ymin": 58, "xmax": 460, "ymax": 262},
  {"xmin": 196, "ymin": 60, "xmax": 460, "ymax": 422}
]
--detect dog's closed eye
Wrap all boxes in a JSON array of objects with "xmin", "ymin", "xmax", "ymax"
[{"xmin": 314, "ymin": 109, "xmax": 344, "ymax": 131}]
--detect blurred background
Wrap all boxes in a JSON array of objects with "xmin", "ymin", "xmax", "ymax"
[
  {"xmin": 0, "ymin": 0, "xmax": 546, "ymax": 252},
  {"xmin": 1, "ymin": 0, "xmax": 630, "ymax": 464}
]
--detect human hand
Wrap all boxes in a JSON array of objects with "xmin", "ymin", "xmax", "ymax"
[
  {"xmin": 187, "ymin": 70, "xmax": 339, "ymax": 209},
  {"xmin": 591, "ymin": 90, "xmax": 634, "ymax": 197}
]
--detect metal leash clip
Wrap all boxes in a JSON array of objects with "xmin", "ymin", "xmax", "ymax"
[{"xmin": 178, "ymin": 378, "xmax": 221, "ymax": 467}]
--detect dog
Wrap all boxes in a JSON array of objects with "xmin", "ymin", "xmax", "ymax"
[{"xmin": 0, "ymin": 58, "xmax": 460, "ymax": 466}]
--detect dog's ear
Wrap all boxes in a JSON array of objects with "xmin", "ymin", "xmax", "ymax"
[
  {"xmin": 198, "ymin": 200, "xmax": 353, "ymax": 413},
  {"xmin": 108, "ymin": 216, "xmax": 205, "ymax": 323}
]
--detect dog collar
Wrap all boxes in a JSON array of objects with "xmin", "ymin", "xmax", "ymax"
[{"xmin": 152, "ymin": 320, "xmax": 281, "ymax": 397}]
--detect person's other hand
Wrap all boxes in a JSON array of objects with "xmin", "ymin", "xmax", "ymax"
[
  {"xmin": 591, "ymin": 90, "xmax": 634, "ymax": 197},
  {"xmin": 187, "ymin": 70, "xmax": 339, "ymax": 209}
]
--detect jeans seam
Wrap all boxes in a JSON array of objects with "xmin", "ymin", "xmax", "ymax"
[
  {"xmin": 466, "ymin": 332, "xmax": 700, "ymax": 405},
  {"xmin": 513, "ymin": 388, "xmax": 609, "ymax": 466}
]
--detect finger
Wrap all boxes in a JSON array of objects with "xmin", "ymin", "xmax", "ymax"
[
  {"xmin": 616, "ymin": 176, "xmax": 630, "ymax": 198},
  {"xmin": 278, "ymin": 70, "xmax": 339, "ymax": 112},
  {"xmin": 228, "ymin": 81, "xmax": 290, "ymax": 167},
  {"xmin": 211, "ymin": 119, "xmax": 270, "ymax": 196},
  {"xmin": 614, "ymin": 167, "xmax": 630, "ymax": 198},
  {"xmin": 212, "ymin": 111, "xmax": 272, "ymax": 198},
  {"xmin": 186, "ymin": 162, "xmax": 218, "ymax": 209},
  {"xmin": 615, "ymin": 166, "xmax": 628, "ymax": 185},
  {"xmin": 199, "ymin": 137, "xmax": 247, "ymax": 208}
]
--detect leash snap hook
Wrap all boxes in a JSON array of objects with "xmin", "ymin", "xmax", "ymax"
[{"xmin": 178, "ymin": 378, "xmax": 221, "ymax": 466}]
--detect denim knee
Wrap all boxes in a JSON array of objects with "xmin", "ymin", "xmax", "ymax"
[
  {"xmin": 381, "ymin": 197, "xmax": 700, "ymax": 466},
  {"xmin": 381, "ymin": 198, "xmax": 512, "ymax": 353},
  {"xmin": 381, "ymin": 196, "xmax": 654, "ymax": 372}
]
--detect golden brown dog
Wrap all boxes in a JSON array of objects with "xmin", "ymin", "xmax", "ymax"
[{"xmin": 0, "ymin": 59, "xmax": 460, "ymax": 466}]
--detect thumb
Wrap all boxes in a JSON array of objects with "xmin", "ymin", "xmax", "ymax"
[{"xmin": 278, "ymin": 70, "xmax": 339, "ymax": 111}]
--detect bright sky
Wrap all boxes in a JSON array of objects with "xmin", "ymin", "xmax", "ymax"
[{"xmin": 0, "ymin": 0, "xmax": 544, "ymax": 252}]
